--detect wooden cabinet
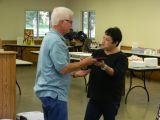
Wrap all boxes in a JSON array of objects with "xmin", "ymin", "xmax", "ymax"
[{"xmin": 0, "ymin": 51, "xmax": 16, "ymax": 120}]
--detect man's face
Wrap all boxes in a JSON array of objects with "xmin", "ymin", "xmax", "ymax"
[
  {"xmin": 61, "ymin": 17, "xmax": 73, "ymax": 34},
  {"xmin": 101, "ymin": 34, "xmax": 117, "ymax": 51}
]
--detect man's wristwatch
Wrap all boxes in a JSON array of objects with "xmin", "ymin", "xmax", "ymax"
[{"xmin": 101, "ymin": 64, "xmax": 108, "ymax": 71}]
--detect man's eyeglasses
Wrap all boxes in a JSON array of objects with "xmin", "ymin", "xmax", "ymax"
[{"xmin": 63, "ymin": 19, "xmax": 72, "ymax": 24}]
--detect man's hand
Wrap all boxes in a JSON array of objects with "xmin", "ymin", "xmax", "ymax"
[
  {"xmin": 80, "ymin": 57, "xmax": 97, "ymax": 66},
  {"xmin": 73, "ymin": 69, "xmax": 91, "ymax": 77}
]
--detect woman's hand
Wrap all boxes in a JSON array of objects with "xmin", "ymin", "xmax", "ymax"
[{"xmin": 94, "ymin": 60, "xmax": 105, "ymax": 68}]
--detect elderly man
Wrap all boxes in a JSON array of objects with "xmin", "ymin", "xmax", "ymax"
[{"xmin": 34, "ymin": 7, "xmax": 96, "ymax": 120}]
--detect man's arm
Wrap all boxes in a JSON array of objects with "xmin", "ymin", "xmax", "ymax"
[{"xmin": 59, "ymin": 57, "xmax": 96, "ymax": 75}]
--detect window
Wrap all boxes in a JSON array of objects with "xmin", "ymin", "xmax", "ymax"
[
  {"xmin": 82, "ymin": 11, "xmax": 95, "ymax": 40},
  {"xmin": 25, "ymin": 11, "xmax": 50, "ymax": 38}
]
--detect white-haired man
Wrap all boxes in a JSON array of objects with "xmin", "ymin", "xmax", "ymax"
[{"xmin": 34, "ymin": 7, "xmax": 96, "ymax": 120}]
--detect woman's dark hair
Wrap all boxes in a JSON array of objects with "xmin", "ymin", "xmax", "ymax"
[{"xmin": 105, "ymin": 27, "xmax": 122, "ymax": 46}]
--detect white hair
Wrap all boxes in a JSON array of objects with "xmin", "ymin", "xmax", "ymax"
[{"xmin": 51, "ymin": 7, "xmax": 74, "ymax": 26}]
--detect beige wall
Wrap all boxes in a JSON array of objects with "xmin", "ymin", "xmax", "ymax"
[
  {"xmin": 0, "ymin": 0, "xmax": 66, "ymax": 40},
  {"xmin": 66, "ymin": 0, "xmax": 160, "ymax": 49},
  {"xmin": 1, "ymin": 0, "xmax": 160, "ymax": 49}
]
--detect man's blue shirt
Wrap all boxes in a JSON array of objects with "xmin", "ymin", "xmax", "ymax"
[{"xmin": 34, "ymin": 28, "xmax": 71, "ymax": 101}]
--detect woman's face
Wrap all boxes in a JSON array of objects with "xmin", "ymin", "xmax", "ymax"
[{"xmin": 101, "ymin": 34, "xmax": 117, "ymax": 51}]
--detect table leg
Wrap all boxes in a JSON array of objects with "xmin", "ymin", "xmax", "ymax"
[
  {"xmin": 16, "ymin": 80, "xmax": 21, "ymax": 96},
  {"xmin": 125, "ymin": 71, "xmax": 133, "ymax": 104},
  {"xmin": 19, "ymin": 47, "xmax": 26, "ymax": 59},
  {"xmin": 84, "ymin": 76, "xmax": 88, "ymax": 92},
  {"xmin": 142, "ymin": 72, "xmax": 149, "ymax": 102},
  {"xmin": 125, "ymin": 71, "xmax": 149, "ymax": 104}
]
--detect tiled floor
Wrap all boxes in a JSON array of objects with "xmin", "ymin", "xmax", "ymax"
[{"xmin": 16, "ymin": 65, "xmax": 160, "ymax": 120}]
